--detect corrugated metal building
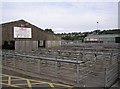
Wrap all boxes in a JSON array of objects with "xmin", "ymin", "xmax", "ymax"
[
  {"xmin": 84, "ymin": 34, "xmax": 120, "ymax": 43},
  {"xmin": 1, "ymin": 19, "xmax": 61, "ymax": 51}
]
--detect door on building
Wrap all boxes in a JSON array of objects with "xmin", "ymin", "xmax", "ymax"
[
  {"xmin": 38, "ymin": 40, "xmax": 45, "ymax": 47},
  {"xmin": 10, "ymin": 41, "xmax": 15, "ymax": 50},
  {"xmin": 115, "ymin": 37, "xmax": 120, "ymax": 43}
]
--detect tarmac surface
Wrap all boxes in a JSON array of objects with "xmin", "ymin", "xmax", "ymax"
[
  {"xmin": 1, "ymin": 67, "xmax": 72, "ymax": 88},
  {"xmin": 1, "ymin": 67, "xmax": 120, "ymax": 89}
]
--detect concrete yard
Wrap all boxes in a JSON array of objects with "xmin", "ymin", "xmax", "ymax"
[
  {"xmin": 1, "ymin": 44, "xmax": 120, "ymax": 88},
  {"xmin": 1, "ymin": 68, "xmax": 71, "ymax": 88}
]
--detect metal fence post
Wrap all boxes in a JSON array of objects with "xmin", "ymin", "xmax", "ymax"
[
  {"xmin": 38, "ymin": 59, "xmax": 41, "ymax": 75},
  {"xmin": 55, "ymin": 58, "xmax": 58, "ymax": 78},
  {"xmin": 117, "ymin": 51, "xmax": 120, "ymax": 79},
  {"xmin": 110, "ymin": 52, "xmax": 113, "ymax": 64},
  {"xmin": 76, "ymin": 63, "xmax": 80, "ymax": 84},
  {"xmin": 104, "ymin": 68, "xmax": 107, "ymax": 88},
  {"xmin": 0, "ymin": 52, "xmax": 2, "ymax": 66},
  {"xmin": 4, "ymin": 53, "xmax": 7, "ymax": 66},
  {"xmin": 24, "ymin": 57, "xmax": 27, "ymax": 72},
  {"xmin": 13, "ymin": 55, "xmax": 16, "ymax": 68}
]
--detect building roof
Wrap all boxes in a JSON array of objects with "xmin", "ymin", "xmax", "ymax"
[
  {"xmin": 85, "ymin": 34, "xmax": 119, "ymax": 39},
  {"xmin": 1, "ymin": 19, "xmax": 57, "ymax": 35},
  {"xmin": 1, "ymin": 19, "xmax": 61, "ymax": 40},
  {"xmin": 1, "ymin": 19, "xmax": 44, "ymax": 30}
]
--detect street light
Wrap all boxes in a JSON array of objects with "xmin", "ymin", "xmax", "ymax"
[
  {"xmin": 97, "ymin": 22, "xmax": 99, "ymax": 30},
  {"xmin": 96, "ymin": 22, "xmax": 100, "ymax": 43}
]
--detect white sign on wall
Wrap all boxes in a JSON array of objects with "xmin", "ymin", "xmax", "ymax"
[
  {"xmin": 86, "ymin": 38, "xmax": 98, "ymax": 41},
  {"xmin": 14, "ymin": 27, "xmax": 32, "ymax": 38}
]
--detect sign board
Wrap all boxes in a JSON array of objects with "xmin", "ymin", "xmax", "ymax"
[
  {"xmin": 14, "ymin": 27, "xmax": 32, "ymax": 38},
  {"xmin": 86, "ymin": 38, "xmax": 98, "ymax": 41}
]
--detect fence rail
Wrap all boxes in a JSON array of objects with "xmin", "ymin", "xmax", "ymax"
[{"xmin": 1, "ymin": 49, "xmax": 119, "ymax": 87}]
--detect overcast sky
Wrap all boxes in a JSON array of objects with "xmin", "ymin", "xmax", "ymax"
[{"xmin": 1, "ymin": 1, "xmax": 119, "ymax": 33}]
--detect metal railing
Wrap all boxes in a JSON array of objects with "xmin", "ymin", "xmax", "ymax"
[{"xmin": 1, "ymin": 49, "xmax": 119, "ymax": 87}]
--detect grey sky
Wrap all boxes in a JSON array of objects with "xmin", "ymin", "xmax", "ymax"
[{"xmin": 1, "ymin": 1, "xmax": 118, "ymax": 33}]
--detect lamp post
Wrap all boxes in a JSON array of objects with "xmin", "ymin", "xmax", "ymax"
[
  {"xmin": 97, "ymin": 22, "xmax": 99, "ymax": 30},
  {"xmin": 97, "ymin": 22, "xmax": 100, "ymax": 43}
]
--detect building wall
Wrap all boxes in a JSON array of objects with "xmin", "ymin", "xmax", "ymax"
[
  {"xmin": 2, "ymin": 20, "xmax": 61, "ymax": 50},
  {"xmin": 15, "ymin": 41, "xmax": 38, "ymax": 51},
  {"xmin": 46, "ymin": 34, "xmax": 61, "ymax": 40},
  {"xmin": 0, "ymin": 25, "xmax": 2, "ymax": 49},
  {"xmin": 84, "ymin": 36, "xmax": 117, "ymax": 43},
  {"xmin": 45, "ymin": 40, "xmax": 61, "ymax": 48},
  {"xmin": 100, "ymin": 38, "xmax": 115, "ymax": 43},
  {"xmin": 2, "ymin": 20, "xmax": 58, "ymax": 42},
  {"xmin": 2, "ymin": 20, "xmax": 61, "ymax": 42}
]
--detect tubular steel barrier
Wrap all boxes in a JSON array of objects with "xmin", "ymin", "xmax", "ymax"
[{"xmin": 1, "ymin": 49, "xmax": 119, "ymax": 87}]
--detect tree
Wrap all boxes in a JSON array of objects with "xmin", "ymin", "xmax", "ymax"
[{"xmin": 45, "ymin": 28, "xmax": 54, "ymax": 33}]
